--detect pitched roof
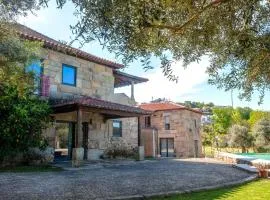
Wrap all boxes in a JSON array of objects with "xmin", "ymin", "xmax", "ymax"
[
  {"xmin": 139, "ymin": 102, "xmax": 202, "ymax": 114},
  {"xmin": 14, "ymin": 23, "xmax": 123, "ymax": 69},
  {"xmin": 51, "ymin": 96, "xmax": 151, "ymax": 115}
]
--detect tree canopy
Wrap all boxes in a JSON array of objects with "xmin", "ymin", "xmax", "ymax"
[
  {"xmin": 249, "ymin": 110, "xmax": 270, "ymax": 128},
  {"xmin": 1, "ymin": 0, "xmax": 270, "ymax": 103},
  {"xmin": 212, "ymin": 107, "xmax": 233, "ymax": 134},
  {"xmin": 65, "ymin": 0, "xmax": 270, "ymax": 103},
  {"xmin": 228, "ymin": 124, "xmax": 253, "ymax": 153},
  {"xmin": 252, "ymin": 118, "xmax": 270, "ymax": 152},
  {"xmin": 0, "ymin": 6, "xmax": 51, "ymax": 162}
]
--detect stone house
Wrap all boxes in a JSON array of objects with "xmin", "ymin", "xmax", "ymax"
[
  {"xmin": 16, "ymin": 24, "xmax": 150, "ymax": 161},
  {"xmin": 139, "ymin": 102, "xmax": 202, "ymax": 158}
]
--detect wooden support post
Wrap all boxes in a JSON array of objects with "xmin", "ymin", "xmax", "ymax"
[
  {"xmin": 131, "ymin": 81, "xmax": 135, "ymax": 101},
  {"xmin": 76, "ymin": 108, "xmax": 82, "ymax": 148},
  {"xmin": 72, "ymin": 108, "xmax": 84, "ymax": 167}
]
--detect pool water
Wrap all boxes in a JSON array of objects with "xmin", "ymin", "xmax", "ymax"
[{"xmin": 235, "ymin": 153, "xmax": 270, "ymax": 160}]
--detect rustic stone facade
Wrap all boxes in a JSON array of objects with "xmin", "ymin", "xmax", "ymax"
[
  {"xmin": 41, "ymin": 49, "xmax": 115, "ymax": 101},
  {"xmin": 140, "ymin": 109, "xmax": 202, "ymax": 158},
  {"xmin": 40, "ymin": 49, "xmax": 140, "ymax": 160}
]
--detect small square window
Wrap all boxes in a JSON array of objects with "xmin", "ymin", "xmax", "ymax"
[
  {"xmin": 62, "ymin": 64, "xmax": 76, "ymax": 86},
  {"xmin": 145, "ymin": 116, "xmax": 151, "ymax": 128},
  {"xmin": 164, "ymin": 116, "xmax": 170, "ymax": 130},
  {"xmin": 113, "ymin": 120, "xmax": 122, "ymax": 137}
]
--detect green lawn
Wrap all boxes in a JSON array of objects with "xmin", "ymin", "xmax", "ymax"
[
  {"xmin": 0, "ymin": 165, "xmax": 63, "ymax": 173},
  {"xmin": 151, "ymin": 179, "xmax": 270, "ymax": 200}
]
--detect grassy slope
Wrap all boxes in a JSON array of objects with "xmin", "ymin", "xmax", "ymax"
[{"xmin": 152, "ymin": 179, "xmax": 270, "ymax": 200}]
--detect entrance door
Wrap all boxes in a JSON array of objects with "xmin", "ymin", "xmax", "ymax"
[
  {"xmin": 82, "ymin": 122, "xmax": 89, "ymax": 160},
  {"xmin": 160, "ymin": 138, "xmax": 174, "ymax": 157},
  {"xmin": 55, "ymin": 122, "xmax": 75, "ymax": 161}
]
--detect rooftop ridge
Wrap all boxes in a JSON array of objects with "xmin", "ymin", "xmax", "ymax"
[
  {"xmin": 14, "ymin": 23, "xmax": 124, "ymax": 69},
  {"xmin": 139, "ymin": 101, "xmax": 202, "ymax": 114}
]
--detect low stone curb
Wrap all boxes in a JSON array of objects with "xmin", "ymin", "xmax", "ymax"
[
  {"xmin": 108, "ymin": 174, "xmax": 258, "ymax": 200},
  {"xmin": 232, "ymin": 164, "xmax": 259, "ymax": 174}
]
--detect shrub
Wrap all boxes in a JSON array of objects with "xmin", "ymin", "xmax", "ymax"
[
  {"xmin": 252, "ymin": 119, "xmax": 270, "ymax": 152},
  {"xmin": 0, "ymin": 83, "xmax": 51, "ymax": 163},
  {"xmin": 228, "ymin": 124, "xmax": 253, "ymax": 153},
  {"xmin": 103, "ymin": 144, "xmax": 137, "ymax": 159}
]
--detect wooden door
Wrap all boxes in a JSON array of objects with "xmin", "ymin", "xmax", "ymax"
[
  {"xmin": 167, "ymin": 138, "xmax": 174, "ymax": 157},
  {"xmin": 160, "ymin": 138, "xmax": 174, "ymax": 157}
]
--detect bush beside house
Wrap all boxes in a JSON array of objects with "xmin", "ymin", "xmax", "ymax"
[{"xmin": 0, "ymin": 24, "xmax": 52, "ymax": 167}]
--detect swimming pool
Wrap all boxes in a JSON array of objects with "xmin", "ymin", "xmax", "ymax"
[{"xmin": 235, "ymin": 153, "xmax": 270, "ymax": 160}]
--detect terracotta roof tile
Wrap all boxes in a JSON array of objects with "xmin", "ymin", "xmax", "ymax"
[
  {"xmin": 14, "ymin": 23, "xmax": 124, "ymax": 69},
  {"xmin": 139, "ymin": 102, "xmax": 202, "ymax": 114},
  {"xmin": 51, "ymin": 96, "xmax": 151, "ymax": 115}
]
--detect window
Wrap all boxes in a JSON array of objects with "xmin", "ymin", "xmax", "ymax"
[
  {"xmin": 26, "ymin": 60, "xmax": 43, "ymax": 95},
  {"xmin": 62, "ymin": 64, "xmax": 76, "ymax": 86},
  {"xmin": 113, "ymin": 120, "xmax": 122, "ymax": 137},
  {"xmin": 194, "ymin": 119, "xmax": 197, "ymax": 128},
  {"xmin": 145, "ymin": 116, "xmax": 151, "ymax": 128},
  {"xmin": 164, "ymin": 115, "xmax": 170, "ymax": 130}
]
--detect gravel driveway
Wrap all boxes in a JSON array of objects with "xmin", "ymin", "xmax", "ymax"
[{"xmin": 0, "ymin": 158, "xmax": 253, "ymax": 200}]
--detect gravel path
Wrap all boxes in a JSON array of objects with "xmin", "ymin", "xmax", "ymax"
[{"xmin": 0, "ymin": 158, "xmax": 253, "ymax": 200}]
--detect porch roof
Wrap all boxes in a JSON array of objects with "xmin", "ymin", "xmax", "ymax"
[
  {"xmin": 113, "ymin": 70, "xmax": 148, "ymax": 88},
  {"xmin": 50, "ymin": 97, "xmax": 151, "ymax": 118}
]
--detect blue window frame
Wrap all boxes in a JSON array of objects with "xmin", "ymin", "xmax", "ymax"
[
  {"xmin": 62, "ymin": 64, "xmax": 77, "ymax": 86},
  {"xmin": 26, "ymin": 60, "xmax": 43, "ymax": 95}
]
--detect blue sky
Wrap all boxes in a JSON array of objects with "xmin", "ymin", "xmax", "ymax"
[{"xmin": 18, "ymin": 1, "xmax": 270, "ymax": 110}]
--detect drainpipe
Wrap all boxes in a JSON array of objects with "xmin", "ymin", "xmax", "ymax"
[{"xmin": 152, "ymin": 129, "xmax": 155, "ymax": 157}]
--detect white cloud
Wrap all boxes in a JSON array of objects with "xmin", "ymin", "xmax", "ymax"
[{"xmin": 116, "ymin": 57, "xmax": 210, "ymax": 103}]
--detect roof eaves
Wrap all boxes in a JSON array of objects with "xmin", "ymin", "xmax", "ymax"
[{"xmin": 16, "ymin": 25, "xmax": 124, "ymax": 69}]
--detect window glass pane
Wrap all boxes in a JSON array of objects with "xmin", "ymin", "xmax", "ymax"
[
  {"xmin": 145, "ymin": 116, "xmax": 151, "ymax": 127},
  {"xmin": 113, "ymin": 121, "xmax": 120, "ymax": 128},
  {"xmin": 26, "ymin": 60, "xmax": 42, "ymax": 76},
  {"xmin": 26, "ymin": 60, "xmax": 43, "ymax": 94},
  {"xmin": 113, "ymin": 120, "xmax": 122, "ymax": 137},
  {"xmin": 165, "ymin": 116, "xmax": 169, "ymax": 123},
  {"xmin": 62, "ymin": 64, "xmax": 76, "ymax": 86}
]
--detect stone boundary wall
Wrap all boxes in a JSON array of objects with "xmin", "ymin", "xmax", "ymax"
[{"xmin": 215, "ymin": 151, "xmax": 270, "ymax": 169}]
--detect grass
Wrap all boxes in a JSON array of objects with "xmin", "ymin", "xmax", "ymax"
[
  {"xmin": 151, "ymin": 179, "xmax": 270, "ymax": 200},
  {"xmin": 0, "ymin": 165, "xmax": 63, "ymax": 173}
]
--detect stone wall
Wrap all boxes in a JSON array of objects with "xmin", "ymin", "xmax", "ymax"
[
  {"xmin": 110, "ymin": 93, "xmax": 136, "ymax": 106},
  {"xmin": 44, "ymin": 111, "xmax": 138, "ymax": 159},
  {"xmin": 140, "ymin": 110, "xmax": 202, "ymax": 158},
  {"xmin": 40, "ymin": 48, "xmax": 140, "ymax": 160},
  {"xmin": 42, "ymin": 49, "xmax": 114, "ymax": 101}
]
